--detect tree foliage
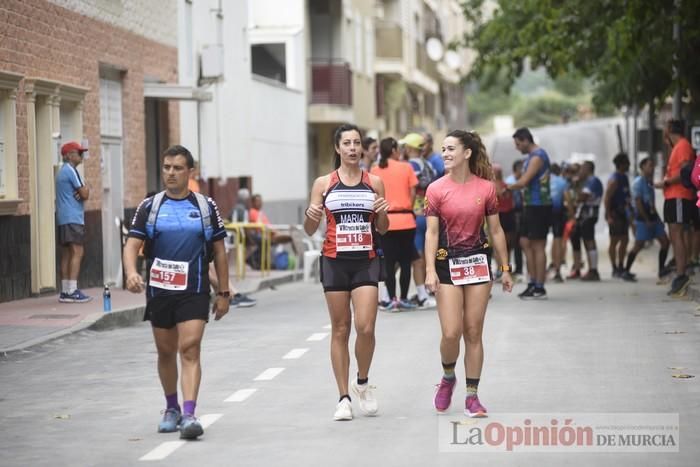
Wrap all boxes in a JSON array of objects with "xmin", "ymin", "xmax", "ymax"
[{"xmin": 460, "ymin": 0, "xmax": 700, "ymax": 113}]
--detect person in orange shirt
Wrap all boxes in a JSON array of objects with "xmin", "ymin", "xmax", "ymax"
[
  {"xmin": 370, "ymin": 137, "xmax": 419, "ymax": 310},
  {"xmin": 187, "ymin": 162, "xmax": 201, "ymax": 193},
  {"xmin": 655, "ymin": 119, "xmax": 697, "ymax": 296},
  {"xmin": 248, "ymin": 194, "xmax": 293, "ymax": 246}
]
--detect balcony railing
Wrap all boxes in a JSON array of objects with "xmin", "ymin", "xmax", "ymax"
[
  {"xmin": 310, "ymin": 60, "xmax": 353, "ymax": 106},
  {"xmin": 375, "ymin": 21, "xmax": 403, "ymax": 59}
]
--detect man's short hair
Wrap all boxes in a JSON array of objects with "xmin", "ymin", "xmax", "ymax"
[
  {"xmin": 613, "ymin": 152, "xmax": 630, "ymax": 168},
  {"xmin": 639, "ymin": 157, "xmax": 653, "ymax": 170},
  {"xmin": 512, "ymin": 127, "xmax": 534, "ymax": 143},
  {"xmin": 667, "ymin": 119, "xmax": 685, "ymax": 136},
  {"xmin": 162, "ymin": 145, "xmax": 194, "ymax": 169},
  {"xmin": 512, "ymin": 158, "xmax": 524, "ymax": 172}
]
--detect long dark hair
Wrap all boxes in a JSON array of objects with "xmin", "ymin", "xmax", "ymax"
[
  {"xmin": 333, "ymin": 123, "xmax": 362, "ymax": 170},
  {"xmin": 378, "ymin": 137, "xmax": 397, "ymax": 169},
  {"xmin": 447, "ymin": 130, "xmax": 494, "ymax": 180}
]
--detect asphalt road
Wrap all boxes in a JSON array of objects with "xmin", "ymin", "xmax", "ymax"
[{"xmin": 1, "ymin": 261, "xmax": 698, "ymax": 466}]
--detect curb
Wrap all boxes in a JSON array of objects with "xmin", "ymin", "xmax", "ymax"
[{"xmin": 0, "ymin": 272, "xmax": 298, "ymax": 357}]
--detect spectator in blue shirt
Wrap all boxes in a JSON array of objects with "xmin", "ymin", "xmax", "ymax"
[
  {"xmin": 55, "ymin": 141, "xmax": 91, "ymax": 303},
  {"xmin": 422, "ymin": 132, "xmax": 445, "ymax": 178}
]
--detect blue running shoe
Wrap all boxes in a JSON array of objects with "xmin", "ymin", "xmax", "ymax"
[
  {"xmin": 179, "ymin": 414, "xmax": 204, "ymax": 439},
  {"xmin": 158, "ymin": 408, "xmax": 181, "ymax": 433},
  {"xmin": 230, "ymin": 293, "xmax": 256, "ymax": 308},
  {"xmin": 67, "ymin": 289, "xmax": 92, "ymax": 303},
  {"xmin": 398, "ymin": 298, "xmax": 417, "ymax": 310},
  {"xmin": 58, "ymin": 292, "xmax": 74, "ymax": 303}
]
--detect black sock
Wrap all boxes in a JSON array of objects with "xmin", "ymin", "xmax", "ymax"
[
  {"xmin": 659, "ymin": 248, "xmax": 669, "ymax": 275},
  {"xmin": 339, "ymin": 394, "xmax": 351, "ymax": 403},
  {"xmin": 357, "ymin": 375, "xmax": 368, "ymax": 385},
  {"xmin": 466, "ymin": 378, "xmax": 480, "ymax": 397},
  {"xmin": 442, "ymin": 361, "xmax": 457, "ymax": 380},
  {"xmin": 625, "ymin": 251, "xmax": 637, "ymax": 272}
]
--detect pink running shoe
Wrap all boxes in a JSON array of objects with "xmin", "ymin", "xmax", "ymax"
[
  {"xmin": 464, "ymin": 395, "xmax": 488, "ymax": 418},
  {"xmin": 433, "ymin": 377, "xmax": 456, "ymax": 412}
]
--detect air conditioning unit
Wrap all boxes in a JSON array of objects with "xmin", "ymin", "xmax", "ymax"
[{"xmin": 201, "ymin": 45, "xmax": 224, "ymax": 79}]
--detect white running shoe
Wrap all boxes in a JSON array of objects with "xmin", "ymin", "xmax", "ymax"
[
  {"xmin": 351, "ymin": 381, "xmax": 378, "ymax": 416},
  {"xmin": 418, "ymin": 296, "xmax": 437, "ymax": 309},
  {"xmin": 333, "ymin": 398, "xmax": 353, "ymax": 421}
]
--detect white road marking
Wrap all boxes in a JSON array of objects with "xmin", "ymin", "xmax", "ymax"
[
  {"xmin": 139, "ymin": 414, "xmax": 223, "ymax": 461},
  {"xmin": 254, "ymin": 367, "xmax": 285, "ymax": 381},
  {"xmin": 140, "ymin": 441, "xmax": 186, "ymax": 461},
  {"xmin": 225, "ymin": 388, "xmax": 258, "ymax": 402},
  {"xmin": 200, "ymin": 413, "xmax": 223, "ymax": 428},
  {"xmin": 283, "ymin": 348, "xmax": 309, "ymax": 359},
  {"xmin": 306, "ymin": 332, "xmax": 329, "ymax": 341}
]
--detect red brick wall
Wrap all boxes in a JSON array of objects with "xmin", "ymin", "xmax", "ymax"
[{"xmin": 0, "ymin": 0, "xmax": 180, "ymax": 215}]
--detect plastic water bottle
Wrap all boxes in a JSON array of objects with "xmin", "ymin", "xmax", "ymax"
[{"xmin": 103, "ymin": 284, "xmax": 112, "ymax": 313}]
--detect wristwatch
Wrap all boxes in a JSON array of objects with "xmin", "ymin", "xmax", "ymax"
[
  {"xmin": 217, "ymin": 291, "xmax": 231, "ymax": 298},
  {"xmin": 499, "ymin": 264, "xmax": 513, "ymax": 272}
]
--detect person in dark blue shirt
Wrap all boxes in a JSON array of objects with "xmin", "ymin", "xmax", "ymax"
[
  {"xmin": 123, "ymin": 145, "xmax": 229, "ymax": 440},
  {"xmin": 605, "ymin": 153, "xmax": 634, "ymax": 281}
]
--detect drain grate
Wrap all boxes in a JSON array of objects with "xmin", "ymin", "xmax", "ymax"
[{"xmin": 28, "ymin": 314, "xmax": 79, "ymax": 320}]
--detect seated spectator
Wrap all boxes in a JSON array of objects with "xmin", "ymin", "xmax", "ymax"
[
  {"xmin": 246, "ymin": 194, "xmax": 294, "ymax": 269},
  {"xmin": 231, "ymin": 188, "xmax": 251, "ymax": 222}
]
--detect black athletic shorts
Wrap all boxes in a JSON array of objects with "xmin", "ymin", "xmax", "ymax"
[
  {"xmin": 551, "ymin": 209, "xmax": 566, "ymax": 238},
  {"xmin": 499, "ymin": 211, "xmax": 516, "ymax": 234},
  {"xmin": 144, "ymin": 293, "xmax": 210, "ymax": 329},
  {"xmin": 320, "ymin": 256, "xmax": 381, "ymax": 292},
  {"xmin": 664, "ymin": 198, "xmax": 697, "ymax": 225},
  {"xmin": 435, "ymin": 249, "xmax": 493, "ymax": 286},
  {"xmin": 521, "ymin": 205, "xmax": 553, "ymax": 240},
  {"xmin": 608, "ymin": 211, "xmax": 629, "ymax": 237},
  {"xmin": 58, "ymin": 223, "xmax": 85, "ymax": 245},
  {"xmin": 577, "ymin": 218, "xmax": 597, "ymax": 242}
]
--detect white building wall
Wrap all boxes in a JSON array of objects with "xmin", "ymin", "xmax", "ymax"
[
  {"xmin": 178, "ymin": 0, "xmax": 307, "ymax": 223},
  {"xmin": 48, "ymin": 0, "xmax": 177, "ymax": 47}
]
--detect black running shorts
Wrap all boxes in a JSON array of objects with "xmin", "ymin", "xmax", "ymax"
[
  {"xmin": 521, "ymin": 205, "xmax": 553, "ymax": 240},
  {"xmin": 320, "ymin": 256, "xmax": 381, "ymax": 292},
  {"xmin": 144, "ymin": 293, "xmax": 210, "ymax": 329},
  {"xmin": 664, "ymin": 198, "xmax": 697, "ymax": 225},
  {"xmin": 608, "ymin": 211, "xmax": 629, "ymax": 237},
  {"xmin": 435, "ymin": 249, "xmax": 493, "ymax": 286},
  {"xmin": 551, "ymin": 209, "xmax": 566, "ymax": 238}
]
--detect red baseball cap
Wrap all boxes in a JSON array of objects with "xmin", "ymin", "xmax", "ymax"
[{"xmin": 61, "ymin": 141, "xmax": 88, "ymax": 156}]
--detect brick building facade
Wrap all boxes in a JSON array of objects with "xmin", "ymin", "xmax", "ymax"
[{"xmin": 0, "ymin": 0, "xmax": 180, "ymax": 302}]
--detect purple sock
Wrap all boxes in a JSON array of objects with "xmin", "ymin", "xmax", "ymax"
[
  {"xmin": 183, "ymin": 400, "xmax": 196, "ymax": 416},
  {"xmin": 165, "ymin": 393, "xmax": 180, "ymax": 411}
]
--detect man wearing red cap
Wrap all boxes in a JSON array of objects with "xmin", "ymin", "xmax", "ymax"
[{"xmin": 56, "ymin": 141, "xmax": 92, "ymax": 302}]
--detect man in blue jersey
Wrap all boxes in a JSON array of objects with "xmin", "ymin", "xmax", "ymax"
[
  {"xmin": 422, "ymin": 132, "xmax": 445, "ymax": 178},
  {"xmin": 576, "ymin": 161, "xmax": 604, "ymax": 281},
  {"xmin": 55, "ymin": 141, "xmax": 92, "ymax": 303},
  {"xmin": 624, "ymin": 157, "xmax": 670, "ymax": 279},
  {"xmin": 123, "ymin": 145, "xmax": 230, "ymax": 440},
  {"xmin": 508, "ymin": 128, "xmax": 553, "ymax": 300},
  {"xmin": 549, "ymin": 163, "xmax": 569, "ymax": 282},
  {"xmin": 605, "ymin": 153, "xmax": 634, "ymax": 281}
]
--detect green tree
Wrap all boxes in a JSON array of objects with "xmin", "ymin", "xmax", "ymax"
[{"xmin": 459, "ymin": 0, "xmax": 700, "ymax": 114}]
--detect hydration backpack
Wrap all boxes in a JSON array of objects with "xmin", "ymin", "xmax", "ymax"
[{"xmin": 143, "ymin": 191, "xmax": 215, "ymax": 262}]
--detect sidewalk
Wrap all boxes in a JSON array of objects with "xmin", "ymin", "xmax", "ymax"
[{"xmin": 0, "ymin": 268, "xmax": 299, "ymax": 355}]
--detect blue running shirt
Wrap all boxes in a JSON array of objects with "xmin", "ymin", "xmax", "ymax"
[
  {"xmin": 523, "ymin": 148, "xmax": 552, "ymax": 206},
  {"xmin": 129, "ymin": 193, "xmax": 227, "ymax": 297}
]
